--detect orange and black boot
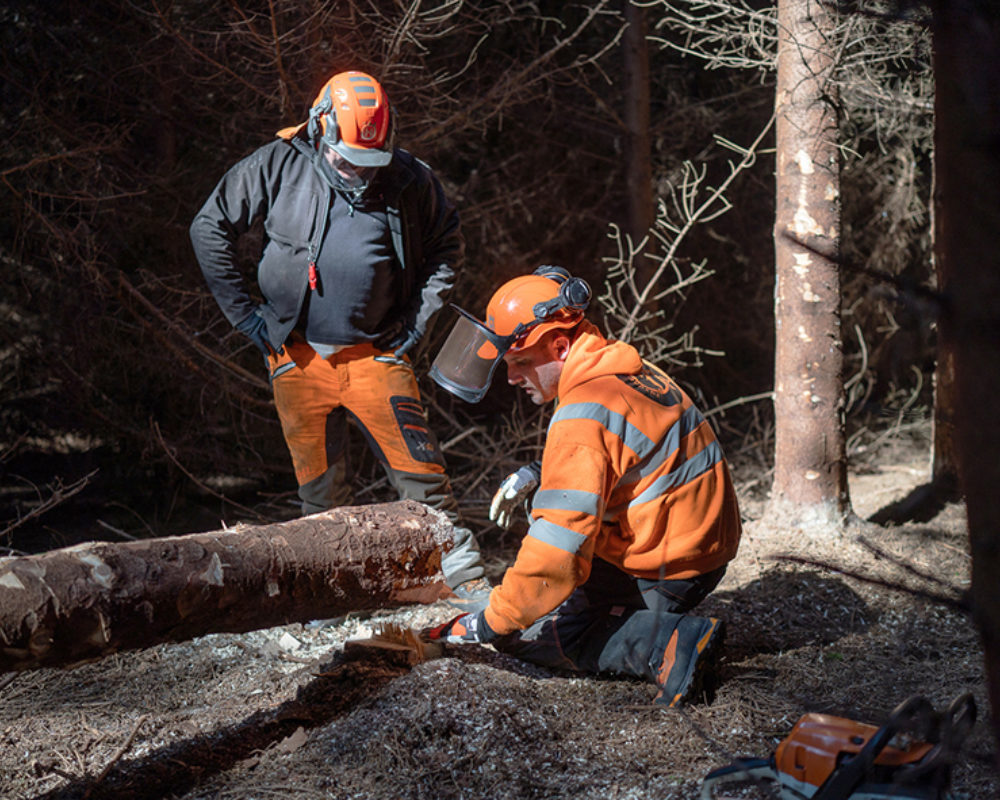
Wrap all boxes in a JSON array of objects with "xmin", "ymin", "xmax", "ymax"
[{"xmin": 653, "ymin": 615, "xmax": 726, "ymax": 707}]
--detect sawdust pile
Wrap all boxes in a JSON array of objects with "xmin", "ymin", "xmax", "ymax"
[{"xmin": 1, "ymin": 436, "xmax": 996, "ymax": 799}]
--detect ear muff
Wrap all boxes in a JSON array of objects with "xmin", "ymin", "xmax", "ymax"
[
  {"xmin": 307, "ymin": 87, "xmax": 333, "ymax": 145},
  {"xmin": 530, "ymin": 274, "xmax": 591, "ymax": 321},
  {"xmin": 560, "ymin": 277, "xmax": 591, "ymax": 311}
]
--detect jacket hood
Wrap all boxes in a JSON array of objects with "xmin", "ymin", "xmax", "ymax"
[
  {"xmin": 276, "ymin": 122, "xmax": 309, "ymax": 141},
  {"xmin": 557, "ymin": 321, "xmax": 643, "ymax": 399}
]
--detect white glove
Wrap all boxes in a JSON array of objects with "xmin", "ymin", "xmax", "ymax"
[{"xmin": 489, "ymin": 463, "xmax": 541, "ymax": 530}]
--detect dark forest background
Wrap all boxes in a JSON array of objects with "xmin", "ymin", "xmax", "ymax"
[{"xmin": 1, "ymin": 0, "xmax": 934, "ymax": 548}]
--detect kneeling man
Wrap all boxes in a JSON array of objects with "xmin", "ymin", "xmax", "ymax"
[{"xmin": 427, "ymin": 266, "xmax": 741, "ymax": 706}]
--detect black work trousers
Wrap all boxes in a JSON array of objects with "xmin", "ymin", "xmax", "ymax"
[{"xmin": 492, "ymin": 557, "xmax": 726, "ymax": 683}]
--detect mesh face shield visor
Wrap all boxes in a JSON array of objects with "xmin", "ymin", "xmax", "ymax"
[{"xmin": 430, "ymin": 307, "xmax": 519, "ymax": 403}]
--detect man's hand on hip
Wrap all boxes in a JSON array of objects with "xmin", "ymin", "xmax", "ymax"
[
  {"xmin": 374, "ymin": 324, "xmax": 419, "ymax": 365},
  {"xmin": 235, "ymin": 309, "xmax": 278, "ymax": 358}
]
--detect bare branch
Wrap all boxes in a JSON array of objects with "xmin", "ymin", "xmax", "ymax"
[
  {"xmin": 598, "ymin": 114, "xmax": 775, "ymax": 362},
  {"xmin": 1, "ymin": 470, "xmax": 98, "ymax": 541}
]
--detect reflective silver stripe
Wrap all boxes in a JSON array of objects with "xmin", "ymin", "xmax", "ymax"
[
  {"xmin": 551, "ymin": 402, "xmax": 653, "ymax": 458},
  {"xmin": 619, "ymin": 405, "xmax": 706, "ymax": 486},
  {"xmin": 527, "ymin": 518, "xmax": 588, "ymax": 555},
  {"xmin": 532, "ymin": 488, "xmax": 603, "ymax": 517},
  {"xmin": 626, "ymin": 441, "xmax": 724, "ymax": 508}
]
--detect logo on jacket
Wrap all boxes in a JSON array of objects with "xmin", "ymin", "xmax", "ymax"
[{"xmin": 618, "ymin": 363, "xmax": 683, "ymax": 407}]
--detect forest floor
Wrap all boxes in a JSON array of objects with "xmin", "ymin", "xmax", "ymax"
[{"xmin": 1, "ymin": 426, "xmax": 996, "ymax": 800}]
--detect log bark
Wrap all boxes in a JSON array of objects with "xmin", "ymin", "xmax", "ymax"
[{"xmin": 0, "ymin": 500, "xmax": 454, "ymax": 673}]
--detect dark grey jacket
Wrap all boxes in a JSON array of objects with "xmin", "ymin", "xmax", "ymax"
[{"xmin": 190, "ymin": 135, "xmax": 463, "ymax": 351}]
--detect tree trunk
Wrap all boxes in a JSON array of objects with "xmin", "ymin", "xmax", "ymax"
[
  {"xmin": 930, "ymin": 147, "xmax": 959, "ymax": 492},
  {"xmin": 770, "ymin": 0, "xmax": 851, "ymax": 528},
  {"xmin": 932, "ymin": 0, "xmax": 1000, "ymax": 767},
  {"xmin": 0, "ymin": 500, "xmax": 453, "ymax": 673},
  {"xmin": 931, "ymin": 344, "xmax": 959, "ymax": 491},
  {"xmin": 623, "ymin": 0, "xmax": 655, "ymax": 248}
]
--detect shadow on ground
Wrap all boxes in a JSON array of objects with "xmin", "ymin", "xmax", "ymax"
[
  {"xmin": 32, "ymin": 652, "xmax": 409, "ymax": 800},
  {"xmin": 868, "ymin": 476, "xmax": 960, "ymax": 526},
  {"xmin": 701, "ymin": 567, "xmax": 873, "ymax": 661}
]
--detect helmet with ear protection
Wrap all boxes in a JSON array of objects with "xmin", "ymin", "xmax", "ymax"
[
  {"xmin": 493, "ymin": 265, "xmax": 591, "ymax": 351},
  {"xmin": 305, "ymin": 71, "xmax": 393, "ymax": 167},
  {"xmin": 430, "ymin": 266, "xmax": 591, "ymax": 403}
]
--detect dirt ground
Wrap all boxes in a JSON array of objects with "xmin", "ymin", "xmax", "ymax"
[{"xmin": 1, "ymin": 431, "xmax": 996, "ymax": 800}]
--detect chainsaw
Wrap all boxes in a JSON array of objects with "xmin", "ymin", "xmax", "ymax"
[{"xmin": 700, "ymin": 693, "xmax": 976, "ymax": 800}]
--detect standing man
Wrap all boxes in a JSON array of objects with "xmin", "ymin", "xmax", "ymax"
[
  {"xmin": 427, "ymin": 267, "xmax": 741, "ymax": 705},
  {"xmin": 190, "ymin": 70, "xmax": 488, "ymax": 608}
]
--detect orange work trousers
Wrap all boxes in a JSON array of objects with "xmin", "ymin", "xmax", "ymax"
[
  {"xmin": 269, "ymin": 338, "xmax": 447, "ymax": 507},
  {"xmin": 267, "ymin": 337, "xmax": 485, "ymax": 589}
]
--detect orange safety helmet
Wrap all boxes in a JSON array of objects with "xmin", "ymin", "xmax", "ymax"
[
  {"xmin": 279, "ymin": 71, "xmax": 394, "ymax": 167},
  {"xmin": 430, "ymin": 266, "xmax": 591, "ymax": 403},
  {"xmin": 485, "ymin": 269, "xmax": 589, "ymax": 353}
]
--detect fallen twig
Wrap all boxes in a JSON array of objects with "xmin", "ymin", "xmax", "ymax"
[
  {"xmin": 83, "ymin": 714, "xmax": 150, "ymax": 799},
  {"xmin": 771, "ymin": 553, "xmax": 969, "ymax": 613},
  {"xmin": 856, "ymin": 535, "xmax": 964, "ymax": 591}
]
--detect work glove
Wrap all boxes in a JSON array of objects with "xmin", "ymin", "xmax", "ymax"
[
  {"xmin": 374, "ymin": 323, "xmax": 419, "ymax": 365},
  {"xmin": 489, "ymin": 462, "xmax": 541, "ymax": 530},
  {"xmin": 425, "ymin": 612, "xmax": 481, "ymax": 644},
  {"xmin": 235, "ymin": 308, "xmax": 279, "ymax": 358},
  {"xmin": 391, "ymin": 326, "xmax": 420, "ymax": 359}
]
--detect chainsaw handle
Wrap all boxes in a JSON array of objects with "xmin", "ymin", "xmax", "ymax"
[
  {"xmin": 895, "ymin": 692, "xmax": 977, "ymax": 785},
  {"xmin": 812, "ymin": 695, "xmax": 936, "ymax": 800},
  {"xmin": 941, "ymin": 692, "xmax": 977, "ymax": 746}
]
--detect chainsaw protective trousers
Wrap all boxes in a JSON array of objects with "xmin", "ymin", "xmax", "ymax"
[
  {"xmin": 268, "ymin": 338, "xmax": 484, "ymax": 588},
  {"xmin": 491, "ymin": 557, "xmax": 725, "ymax": 682}
]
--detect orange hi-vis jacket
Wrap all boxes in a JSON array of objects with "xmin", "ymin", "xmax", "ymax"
[{"xmin": 484, "ymin": 322, "xmax": 742, "ymax": 636}]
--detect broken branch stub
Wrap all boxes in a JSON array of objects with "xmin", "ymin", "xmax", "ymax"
[{"xmin": 0, "ymin": 500, "xmax": 455, "ymax": 673}]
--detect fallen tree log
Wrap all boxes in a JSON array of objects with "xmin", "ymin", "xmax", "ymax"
[{"xmin": 0, "ymin": 500, "xmax": 454, "ymax": 673}]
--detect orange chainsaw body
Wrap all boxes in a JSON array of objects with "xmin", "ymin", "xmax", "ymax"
[
  {"xmin": 774, "ymin": 713, "xmax": 933, "ymax": 794},
  {"xmin": 701, "ymin": 694, "xmax": 974, "ymax": 800}
]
